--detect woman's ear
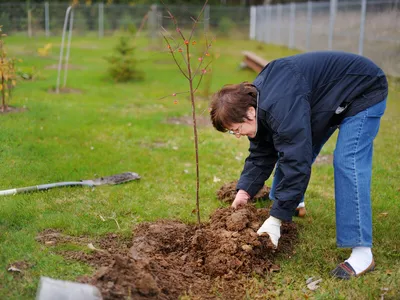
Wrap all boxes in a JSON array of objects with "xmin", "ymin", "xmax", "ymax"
[{"xmin": 246, "ymin": 107, "xmax": 256, "ymax": 120}]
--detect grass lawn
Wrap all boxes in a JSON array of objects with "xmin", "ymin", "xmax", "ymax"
[{"xmin": 0, "ymin": 32, "xmax": 399, "ymax": 299}]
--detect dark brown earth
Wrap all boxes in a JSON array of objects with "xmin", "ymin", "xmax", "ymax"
[
  {"xmin": 217, "ymin": 180, "xmax": 271, "ymax": 204},
  {"xmin": 37, "ymin": 206, "xmax": 297, "ymax": 299}
]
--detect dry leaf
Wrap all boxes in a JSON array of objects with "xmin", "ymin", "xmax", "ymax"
[
  {"xmin": 213, "ymin": 176, "xmax": 221, "ymax": 183},
  {"xmin": 7, "ymin": 266, "xmax": 21, "ymax": 273},
  {"xmin": 269, "ymin": 264, "xmax": 280, "ymax": 273},
  {"xmin": 305, "ymin": 277, "xmax": 314, "ymax": 284},
  {"xmin": 88, "ymin": 243, "xmax": 97, "ymax": 251},
  {"xmin": 307, "ymin": 278, "xmax": 322, "ymax": 291}
]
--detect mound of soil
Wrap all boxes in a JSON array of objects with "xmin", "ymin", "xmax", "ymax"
[
  {"xmin": 38, "ymin": 206, "xmax": 297, "ymax": 299},
  {"xmin": 217, "ymin": 180, "xmax": 271, "ymax": 204}
]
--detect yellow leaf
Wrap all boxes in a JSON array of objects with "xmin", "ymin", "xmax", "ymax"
[{"xmin": 11, "ymin": 80, "xmax": 16, "ymax": 86}]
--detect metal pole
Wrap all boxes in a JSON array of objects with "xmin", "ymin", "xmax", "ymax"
[
  {"xmin": 358, "ymin": 0, "xmax": 367, "ymax": 55},
  {"xmin": 28, "ymin": 10, "xmax": 32, "ymax": 38},
  {"xmin": 45, "ymin": 2, "xmax": 50, "ymax": 37},
  {"xmin": 277, "ymin": 4, "xmax": 282, "ymax": 45},
  {"xmin": 328, "ymin": 0, "xmax": 337, "ymax": 50},
  {"xmin": 250, "ymin": 6, "xmax": 256, "ymax": 40},
  {"xmin": 27, "ymin": 0, "xmax": 32, "ymax": 38},
  {"xmin": 56, "ymin": 6, "xmax": 72, "ymax": 94},
  {"xmin": 98, "ymin": 3, "xmax": 104, "ymax": 38},
  {"xmin": 266, "ymin": 5, "xmax": 272, "ymax": 43},
  {"xmin": 306, "ymin": 1, "xmax": 312, "ymax": 51},
  {"xmin": 204, "ymin": 5, "xmax": 210, "ymax": 33},
  {"xmin": 263, "ymin": 5, "xmax": 268, "ymax": 43},
  {"xmin": 63, "ymin": 10, "xmax": 74, "ymax": 88},
  {"xmin": 289, "ymin": 2, "xmax": 296, "ymax": 49}
]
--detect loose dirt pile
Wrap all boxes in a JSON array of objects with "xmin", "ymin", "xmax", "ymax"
[
  {"xmin": 217, "ymin": 180, "xmax": 271, "ymax": 204},
  {"xmin": 37, "ymin": 206, "xmax": 297, "ymax": 299}
]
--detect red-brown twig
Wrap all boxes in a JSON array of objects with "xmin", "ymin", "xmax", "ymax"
[{"xmin": 160, "ymin": 1, "xmax": 211, "ymax": 224}]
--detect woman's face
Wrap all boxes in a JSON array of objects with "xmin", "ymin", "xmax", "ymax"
[{"xmin": 226, "ymin": 107, "xmax": 257, "ymax": 139}]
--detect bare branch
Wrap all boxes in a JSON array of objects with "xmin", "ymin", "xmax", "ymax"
[
  {"xmin": 160, "ymin": 0, "xmax": 186, "ymax": 41},
  {"xmin": 161, "ymin": 33, "xmax": 189, "ymax": 80},
  {"xmin": 188, "ymin": 0, "xmax": 208, "ymax": 41},
  {"xmin": 193, "ymin": 60, "xmax": 213, "ymax": 93},
  {"xmin": 157, "ymin": 90, "xmax": 189, "ymax": 101},
  {"xmin": 192, "ymin": 39, "xmax": 214, "ymax": 81}
]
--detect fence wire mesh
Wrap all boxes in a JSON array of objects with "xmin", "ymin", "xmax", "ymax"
[
  {"xmin": 252, "ymin": 0, "xmax": 400, "ymax": 77},
  {"xmin": 0, "ymin": 1, "xmax": 398, "ymax": 76}
]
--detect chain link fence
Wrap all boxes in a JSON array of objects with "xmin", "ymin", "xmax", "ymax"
[
  {"xmin": 0, "ymin": 2, "xmax": 249, "ymax": 36},
  {"xmin": 251, "ymin": 0, "xmax": 400, "ymax": 77},
  {"xmin": 0, "ymin": 1, "xmax": 398, "ymax": 76}
]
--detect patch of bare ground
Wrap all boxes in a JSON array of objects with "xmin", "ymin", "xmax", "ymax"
[
  {"xmin": 166, "ymin": 115, "xmax": 211, "ymax": 127},
  {"xmin": 7, "ymin": 260, "xmax": 34, "ymax": 277},
  {"xmin": 37, "ymin": 206, "xmax": 297, "ymax": 299},
  {"xmin": 0, "ymin": 106, "xmax": 27, "ymax": 114},
  {"xmin": 48, "ymin": 87, "xmax": 83, "ymax": 94},
  {"xmin": 45, "ymin": 64, "xmax": 84, "ymax": 70},
  {"xmin": 314, "ymin": 154, "xmax": 333, "ymax": 165}
]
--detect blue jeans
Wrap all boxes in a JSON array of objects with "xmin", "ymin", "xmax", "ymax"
[
  {"xmin": 334, "ymin": 99, "xmax": 386, "ymax": 248},
  {"xmin": 269, "ymin": 98, "xmax": 386, "ymax": 248},
  {"xmin": 269, "ymin": 127, "xmax": 337, "ymax": 204}
]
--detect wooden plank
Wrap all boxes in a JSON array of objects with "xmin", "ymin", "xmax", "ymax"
[{"xmin": 241, "ymin": 51, "xmax": 269, "ymax": 73}]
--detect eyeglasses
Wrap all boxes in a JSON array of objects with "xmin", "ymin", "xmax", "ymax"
[{"xmin": 227, "ymin": 124, "xmax": 242, "ymax": 136}]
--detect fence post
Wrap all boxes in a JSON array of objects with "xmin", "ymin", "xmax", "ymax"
[
  {"xmin": 328, "ymin": 0, "xmax": 337, "ymax": 50},
  {"xmin": 148, "ymin": 4, "xmax": 158, "ymax": 42},
  {"xmin": 45, "ymin": 2, "xmax": 50, "ymax": 37},
  {"xmin": 250, "ymin": 5, "xmax": 256, "ymax": 40},
  {"xmin": 358, "ymin": 0, "xmax": 367, "ymax": 55},
  {"xmin": 28, "ymin": 9, "xmax": 32, "ymax": 38},
  {"xmin": 63, "ymin": 9, "xmax": 74, "ymax": 88},
  {"xmin": 266, "ymin": 5, "xmax": 272, "ymax": 43},
  {"xmin": 277, "ymin": 4, "xmax": 282, "ymax": 44},
  {"xmin": 98, "ymin": 2, "xmax": 104, "ymax": 38},
  {"xmin": 306, "ymin": 1, "xmax": 312, "ymax": 51},
  {"xmin": 289, "ymin": 2, "xmax": 296, "ymax": 49},
  {"xmin": 56, "ymin": 6, "xmax": 72, "ymax": 94},
  {"xmin": 204, "ymin": 5, "xmax": 210, "ymax": 33},
  {"xmin": 254, "ymin": 5, "xmax": 264, "ymax": 41},
  {"xmin": 262, "ymin": 5, "xmax": 268, "ymax": 43}
]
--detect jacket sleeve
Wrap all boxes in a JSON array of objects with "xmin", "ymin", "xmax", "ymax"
[
  {"xmin": 270, "ymin": 95, "xmax": 313, "ymax": 221},
  {"xmin": 236, "ymin": 134, "xmax": 278, "ymax": 198}
]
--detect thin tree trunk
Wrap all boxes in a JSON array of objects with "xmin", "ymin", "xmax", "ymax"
[
  {"xmin": 1, "ymin": 74, "xmax": 5, "ymax": 112},
  {"xmin": 186, "ymin": 45, "xmax": 201, "ymax": 224}
]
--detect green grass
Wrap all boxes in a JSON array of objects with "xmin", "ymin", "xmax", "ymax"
[{"xmin": 0, "ymin": 33, "xmax": 399, "ymax": 299}]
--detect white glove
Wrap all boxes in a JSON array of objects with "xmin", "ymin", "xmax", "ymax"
[
  {"xmin": 231, "ymin": 189, "xmax": 250, "ymax": 209},
  {"xmin": 257, "ymin": 216, "xmax": 282, "ymax": 248}
]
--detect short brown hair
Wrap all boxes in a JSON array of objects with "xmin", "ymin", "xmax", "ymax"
[{"xmin": 210, "ymin": 82, "xmax": 257, "ymax": 132}]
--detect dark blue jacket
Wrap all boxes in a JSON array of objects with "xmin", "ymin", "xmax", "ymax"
[{"xmin": 236, "ymin": 51, "xmax": 388, "ymax": 221}]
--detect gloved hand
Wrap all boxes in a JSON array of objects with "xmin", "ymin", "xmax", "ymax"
[
  {"xmin": 256, "ymin": 216, "xmax": 282, "ymax": 248},
  {"xmin": 231, "ymin": 189, "xmax": 250, "ymax": 209}
]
